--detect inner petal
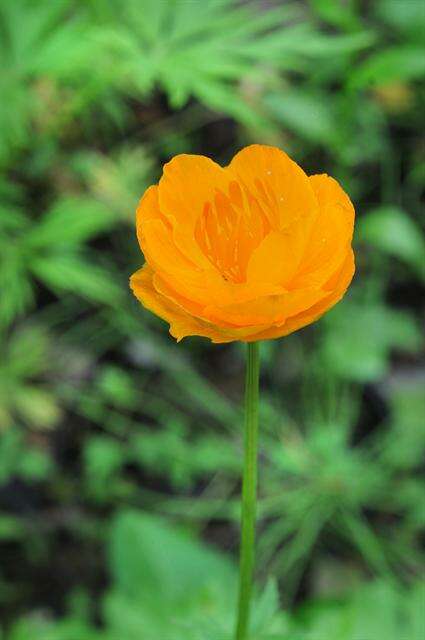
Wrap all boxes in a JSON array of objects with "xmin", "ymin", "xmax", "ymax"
[{"xmin": 194, "ymin": 181, "xmax": 270, "ymax": 283}]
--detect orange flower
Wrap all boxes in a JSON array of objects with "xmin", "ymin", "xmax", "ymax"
[{"xmin": 130, "ymin": 145, "xmax": 355, "ymax": 343}]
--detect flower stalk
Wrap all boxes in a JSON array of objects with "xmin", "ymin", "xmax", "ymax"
[{"xmin": 235, "ymin": 341, "xmax": 260, "ymax": 640}]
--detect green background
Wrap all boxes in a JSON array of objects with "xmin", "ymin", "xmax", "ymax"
[{"xmin": 0, "ymin": 1, "xmax": 424, "ymax": 638}]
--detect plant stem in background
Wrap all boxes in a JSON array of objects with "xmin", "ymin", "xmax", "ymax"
[{"xmin": 235, "ymin": 342, "xmax": 260, "ymax": 640}]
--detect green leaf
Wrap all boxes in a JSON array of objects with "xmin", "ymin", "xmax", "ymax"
[
  {"xmin": 288, "ymin": 30, "xmax": 375, "ymax": 57},
  {"xmin": 0, "ymin": 514, "xmax": 25, "ymax": 540},
  {"xmin": 96, "ymin": 366, "xmax": 137, "ymax": 409},
  {"xmin": 358, "ymin": 207, "xmax": 425, "ymax": 280},
  {"xmin": 104, "ymin": 510, "xmax": 237, "ymax": 638},
  {"xmin": 0, "ymin": 244, "xmax": 34, "ymax": 329},
  {"xmin": 28, "ymin": 198, "xmax": 116, "ymax": 248},
  {"xmin": 383, "ymin": 378, "xmax": 425, "ymax": 470},
  {"xmin": 250, "ymin": 579, "xmax": 288, "ymax": 634},
  {"xmin": 72, "ymin": 146, "xmax": 153, "ymax": 223},
  {"xmin": 99, "ymin": 0, "xmax": 353, "ymax": 127},
  {"xmin": 0, "ymin": 1, "xmax": 112, "ymax": 165},
  {"xmin": 264, "ymin": 90, "xmax": 335, "ymax": 143},
  {"xmin": 350, "ymin": 46, "xmax": 425, "ymax": 89},
  {"xmin": 14, "ymin": 386, "xmax": 62, "ymax": 429},
  {"xmin": 6, "ymin": 616, "xmax": 106, "ymax": 640},
  {"xmin": 375, "ymin": 0, "xmax": 425, "ymax": 42},
  {"xmin": 31, "ymin": 253, "xmax": 122, "ymax": 304},
  {"xmin": 0, "ymin": 203, "xmax": 28, "ymax": 234},
  {"xmin": 108, "ymin": 509, "xmax": 236, "ymax": 608},
  {"xmin": 18, "ymin": 447, "xmax": 53, "ymax": 480},
  {"xmin": 193, "ymin": 79, "xmax": 266, "ymax": 129},
  {"xmin": 322, "ymin": 299, "xmax": 423, "ymax": 382},
  {"xmin": 0, "ymin": 429, "xmax": 22, "ymax": 484},
  {"xmin": 104, "ymin": 509, "xmax": 288, "ymax": 638},
  {"xmin": 6, "ymin": 325, "xmax": 49, "ymax": 378},
  {"xmin": 295, "ymin": 580, "xmax": 425, "ymax": 640},
  {"xmin": 84, "ymin": 435, "xmax": 124, "ymax": 500},
  {"xmin": 309, "ymin": 0, "xmax": 361, "ymax": 31}
]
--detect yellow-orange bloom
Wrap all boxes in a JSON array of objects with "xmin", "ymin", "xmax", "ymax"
[{"xmin": 130, "ymin": 145, "xmax": 355, "ymax": 343}]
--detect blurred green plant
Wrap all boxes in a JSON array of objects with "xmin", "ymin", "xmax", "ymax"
[
  {"xmin": 0, "ymin": 325, "xmax": 61, "ymax": 429},
  {"xmin": 0, "ymin": 0, "xmax": 424, "ymax": 634},
  {"xmin": 3, "ymin": 510, "xmax": 424, "ymax": 639},
  {"xmin": 0, "ymin": 1, "xmax": 125, "ymax": 168}
]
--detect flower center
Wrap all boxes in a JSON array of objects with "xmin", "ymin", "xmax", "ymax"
[{"xmin": 195, "ymin": 181, "xmax": 270, "ymax": 283}]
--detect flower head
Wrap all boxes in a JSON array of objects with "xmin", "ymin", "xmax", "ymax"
[{"xmin": 130, "ymin": 145, "xmax": 355, "ymax": 343}]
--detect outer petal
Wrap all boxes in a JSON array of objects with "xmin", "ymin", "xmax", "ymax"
[
  {"xmin": 243, "ymin": 249, "xmax": 355, "ymax": 342},
  {"xmin": 137, "ymin": 183, "xmax": 231, "ymax": 308},
  {"xmin": 130, "ymin": 265, "xmax": 231, "ymax": 343},
  {"xmin": 291, "ymin": 174, "xmax": 354, "ymax": 289},
  {"xmin": 228, "ymin": 144, "xmax": 318, "ymax": 232},
  {"xmin": 203, "ymin": 287, "xmax": 330, "ymax": 328},
  {"xmin": 130, "ymin": 265, "xmax": 280, "ymax": 343},
  {"xmin": 159, "ymin": 154, "xmax": 230, "ymax": 227},
  {"xmin": 157, "ymin": 154, "xmax": 232, "ymax": 268},
  {"xmin": 153, "ymin": 273, "xmax": 280, "ymax": 333},
  {"xmin": 137, "ymin": 187, "xmax": 199, "ymax": 275},
  {"xmin": 310, "ymin": 173, "xmax": 354, "ymax": 224}
]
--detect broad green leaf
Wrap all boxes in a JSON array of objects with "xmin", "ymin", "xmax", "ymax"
[
  {"xmin": 358, "ymin": 206, "xmax": 425, "ymax": 280},
  {"xmin": 28, "ymin": 198, "xmax": 116, "ymax": 248},
  {"xmin": 322, "ymin": 300, "xmax": 422, "ymax": 382},
  {"xmin": 375, "ymin": 0, "xmax": 425, "ymax": 42},
  {"xmin": 107, "ymin": 510, "xmax": 236, "ymax": 608},
  {"xmin": 104, "ymin": 510, "xmax": 236, "ymax": 638},
  {"xmin": 31, "ymin": 253, "xmax": 122, "ymax": 304},
  {"xmin": 104, "ymin": 509, "xmax": 288, "ymax": 639},
  {"xmin": 264, "ymin": 90, "xmax": 335, "ymax": 143},
  {"xmin": 350, "ymin": 46, "xmax": 425, "ymax": 89}
]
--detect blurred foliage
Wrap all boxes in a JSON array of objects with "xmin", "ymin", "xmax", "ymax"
[
  {"xmin": 3, "ymin": 510, "xmax": 424, "ymax": 640},
  {"xmin": 0, "ymin": 0, "xmax": 424, "ymax": 636}
]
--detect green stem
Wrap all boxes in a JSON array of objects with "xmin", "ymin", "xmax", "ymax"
[{"xmin": 235, "ymin": 342, "xmax": 260, "ymax": 640}]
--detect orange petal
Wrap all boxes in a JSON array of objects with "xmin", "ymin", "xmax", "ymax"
[
  {"xmin": 292, "ymin": 174, "xmax": 354, "ymax": 288},
  {"xmin": 158, "ymin": 153, "xmax": 230, "ymax": 233},
  {"xmin": 141, "ymin": 218, "xmax": 198, "ymax": 275},
  {"xmin": 243, "ymin": 249, "xmax": 355, "ymax": 342},
  {"xmin": 204, "ymin": 287, "xmax": 330, "ymax": 328},
  {"xmin": 247, "ymin": 230, "xmax": 303, "ymax": 286},
  {"xmin": 130, "ymin": 265, "xmax": 277, "ymax": 343},
  {"xmin": 153, "ymin": 270, "xmax": 284, "ymax": 323},
  {"xmin": 309, "ymin": 173, "xmax": 354, "ymax": 225},
  {"xmin": 135, "ymin": 185, "xmax": 162, "ymax": 251},
  {"xmin": 130, "ymin": 265, "xmax": 233, "ymax": 343},
  {"xmin": 228, "ymin": 145, "xmax": 318, "ymax": 232}
]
